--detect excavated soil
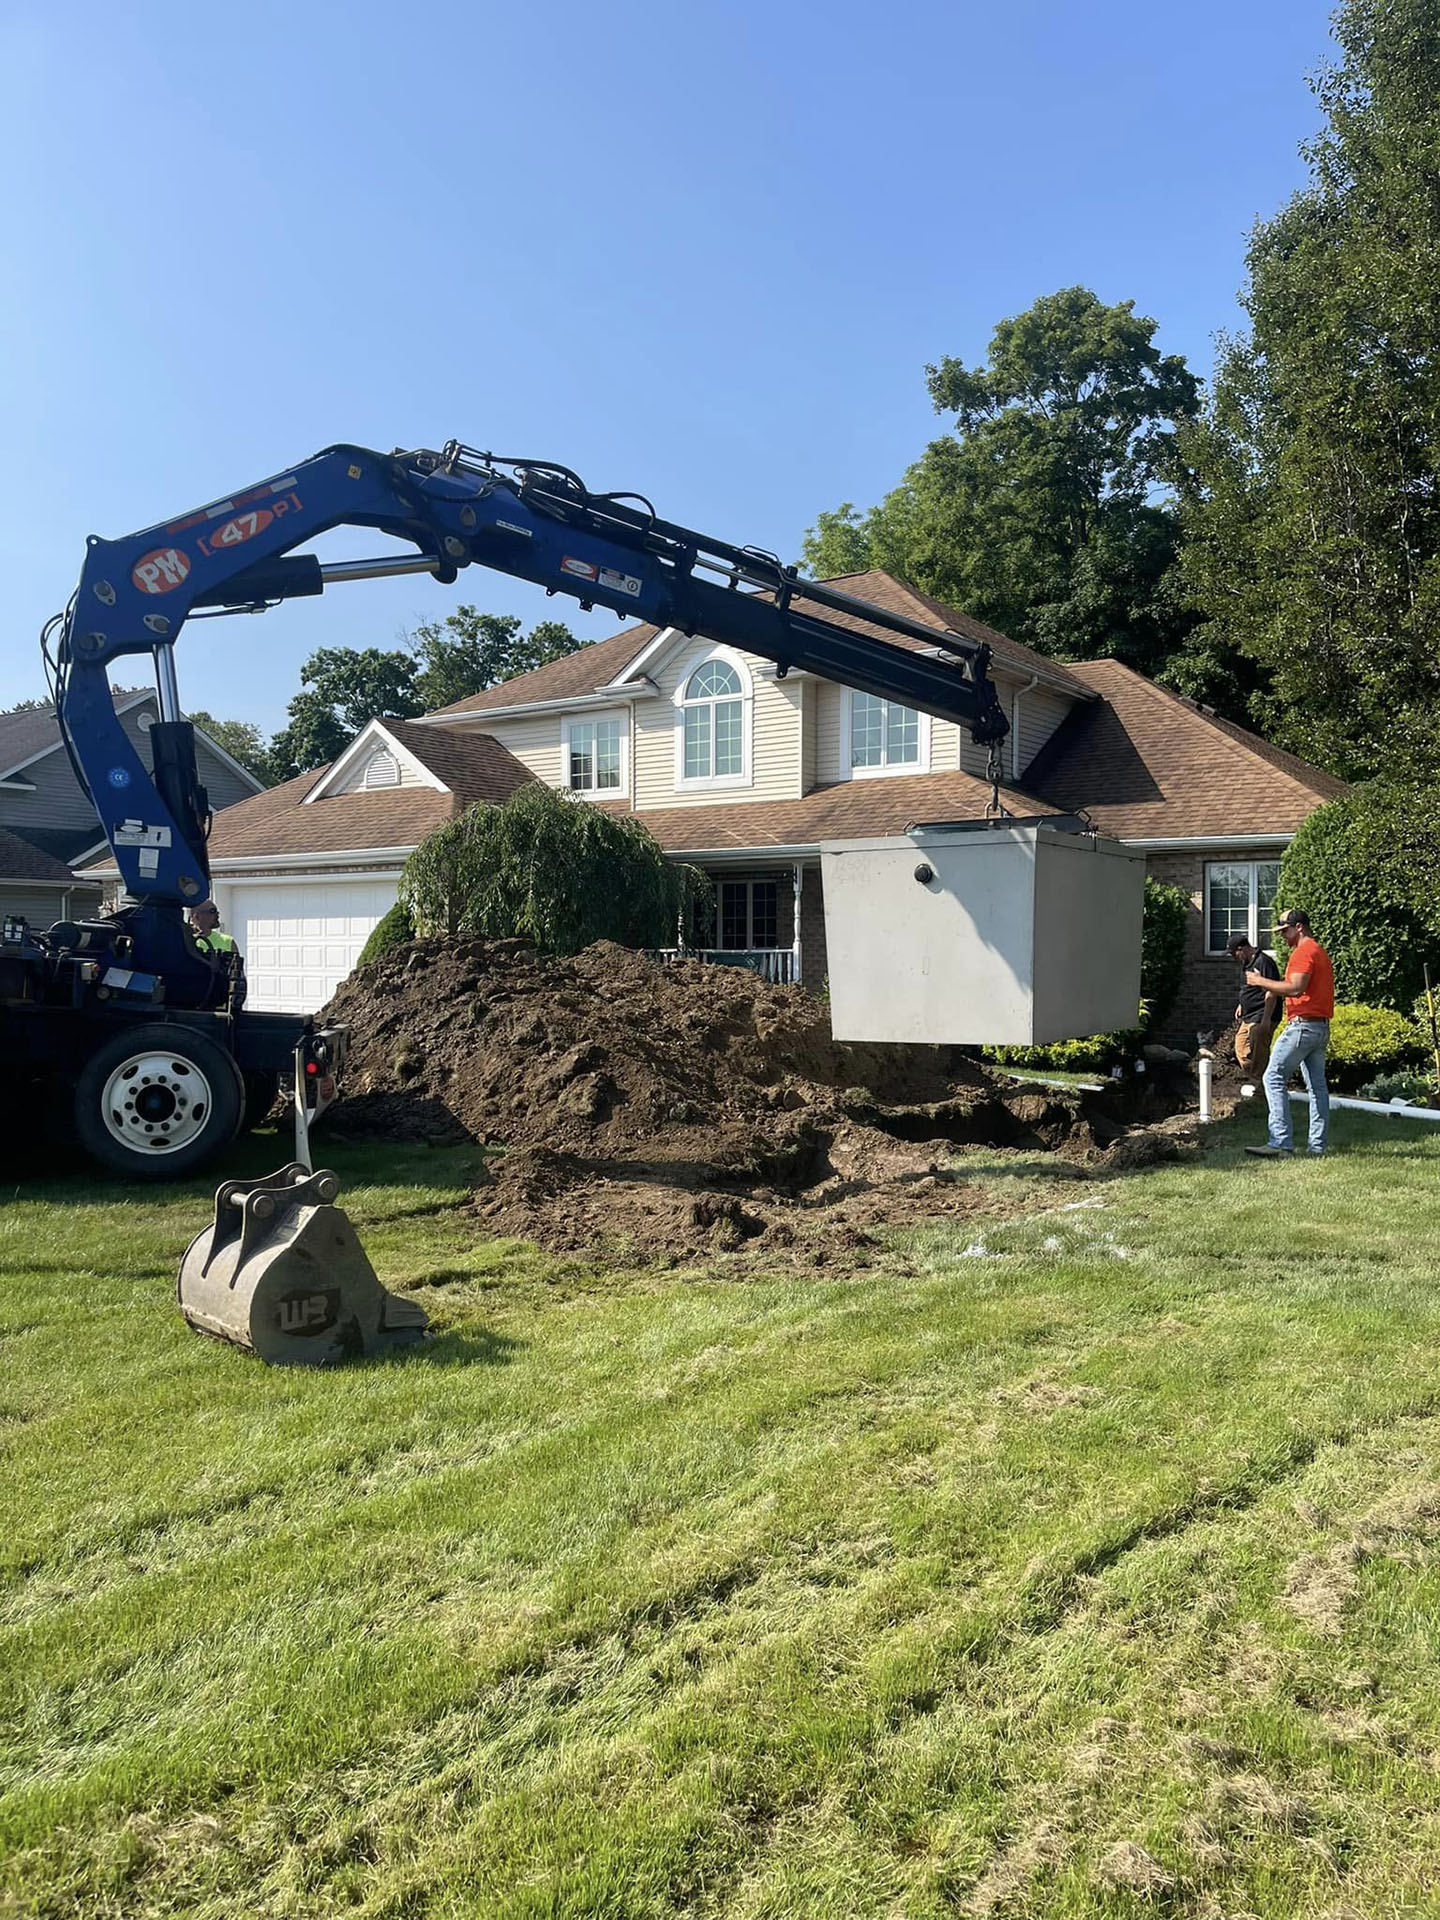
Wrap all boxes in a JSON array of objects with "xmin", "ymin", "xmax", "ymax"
[{"xmin": 320, "ymin": 938, "xmax": 1203, "ymax": 1264}]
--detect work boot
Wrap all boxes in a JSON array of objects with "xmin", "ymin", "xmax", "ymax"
[{"xmin": 1244, "ymin": 1145, "xmax": 1293, "ymax": 1158}]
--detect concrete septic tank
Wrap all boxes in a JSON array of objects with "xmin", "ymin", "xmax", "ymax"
[{"xmin": 819, "ymin": 820, "xmax": 1146, "ymax": 1046}]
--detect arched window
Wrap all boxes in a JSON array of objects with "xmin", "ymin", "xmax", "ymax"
[{"xmin": 680, "ymin": 658, "xmax": 744, "ymax": 781}]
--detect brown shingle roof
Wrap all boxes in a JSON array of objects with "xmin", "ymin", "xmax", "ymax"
[
  {"xmin": 597, "ymin": 769, "xmax": 1058, "ymax": 853},
  {"xmin": 0, "ymin": 826, "xmax": 84, "ymax": 884},
  {"xmin": 192, "ymin": 724, "xmax": 536, "ymax": 863},
  {"xmin": 379, "ymin": 719, "xmax": 534, "ymax": 805},
  {"xmin": 428, "ymin": 623, "xmax": 656, "ymax": 716},
  {"xmin": 1025, "ymin": 660, "xmax": 1346, "ymax": 838},
  {"xmin": 203, "ymin": 771, "xmax": 457, "ymax": 860},
  {"xmin": 429, "ymin": 569, "xmax": 1092, "ymax": 717},
  {"xmin": 809, "ymin": 571, "xmax": 1091, "ymax": 697}
]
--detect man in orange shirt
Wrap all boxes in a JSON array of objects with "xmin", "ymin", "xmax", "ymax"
[{"xmin": 1244, "ymin": 909, "xmax": 1336, "ymax": 1158}]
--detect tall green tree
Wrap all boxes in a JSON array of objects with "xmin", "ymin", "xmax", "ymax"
[
  {"xmin": 186, "ymin": 710, "xmax": 274, "ymax": 785},
  {"xmin": 1178, "ymin": 0, "xmax": 1440, "ymax": 778},
  {"xmin": 409, "ymin": 609, "xmax": 581, "ymax": 711},
  {"xmin": 269, "ymin": 647, "xmax": 422, "ymax": 780},
  {"xmin": 803, "ymin": 288, "xmax": 1199, "ymax": 674}
]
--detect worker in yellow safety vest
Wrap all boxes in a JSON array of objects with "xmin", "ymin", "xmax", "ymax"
[{"xmin": 188, "ymin": 900, "xmax": 239, "ymax": 957}]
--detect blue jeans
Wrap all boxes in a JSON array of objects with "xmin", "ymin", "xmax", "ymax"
[{"xmin": 1263, "ymin": 1017, "xmax": 1330, "ymax": 1154}]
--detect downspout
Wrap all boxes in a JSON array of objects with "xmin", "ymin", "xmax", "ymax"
[{"xmin": 1010, "ymin": 672, "xmax": 1039, "ymax": 782}]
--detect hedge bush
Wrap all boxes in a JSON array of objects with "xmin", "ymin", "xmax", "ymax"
[
  {"xmin": 1321, "ymin": 1003, "xmax": 1426, "ymax": 1089},
  {"xmin": 1278, "ymin": 781, "xmax": 1440, "ymax": 1009},
  {"xmin": 1139, "ymin": 877, "xmax": 1188, "ymax": 1029},
  {"xmin": 357, "ymin": 900, "xmax": 414, "ymax": 968},
  {"xmin": 400, "ymin": 784, "xmax": 709, "ymax": 955}
]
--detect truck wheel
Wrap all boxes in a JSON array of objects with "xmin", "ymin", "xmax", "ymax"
[{"xmin": 74, "ymin": 1025, "xmax": 244, "ymax": 1180}]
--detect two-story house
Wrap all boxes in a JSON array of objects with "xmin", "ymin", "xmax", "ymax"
[
  {"xmin": 135, "ymin": 571, "xmax": 1345, "ymax": 1035},
  {"xmin": 1, "ymin": 690, "xmax": 265, "ymax": 925}
]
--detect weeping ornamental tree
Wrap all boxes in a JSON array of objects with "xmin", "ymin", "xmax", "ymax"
[{"xmin": 399, "ymin": 784, "xmax": 708, "ymax": 954}]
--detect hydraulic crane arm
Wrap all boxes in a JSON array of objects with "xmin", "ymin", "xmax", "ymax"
[{"xmin": 53, "ymin": 441, "xmax": 1010, "ymax": 908}]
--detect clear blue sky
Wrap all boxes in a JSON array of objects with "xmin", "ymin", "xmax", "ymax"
[{"xmin": 1, "ymin": 0, "xmax": 1334, "ymax": 729}]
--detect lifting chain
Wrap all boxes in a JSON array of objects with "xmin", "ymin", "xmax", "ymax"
[{"xmin": 984, "ymin": 738, "xmax": 1009, "ymax": 823}]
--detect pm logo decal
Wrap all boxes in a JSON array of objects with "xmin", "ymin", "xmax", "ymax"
[{"xmin": 131, "ymin": 547, "xmax": 191, "ymax": 595}]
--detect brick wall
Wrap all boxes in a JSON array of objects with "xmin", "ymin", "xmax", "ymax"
[{"xmin": 1146, "ymin": 848, "xmax": 1281, "ymax": 1044}]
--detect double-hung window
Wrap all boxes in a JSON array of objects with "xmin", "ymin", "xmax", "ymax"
[
  {"xmin": 1205, "ymin": 859, "xmax": 1281, "ymax": 954},
  {"xmin": 680, "ymin": 661, "xmax": 745, "ymax": 782},
  {"xmin": 849, "ymin": 691, "xmax": 922, "ymax": 772},
  {"xmin": 566, "ymin": 714, "xmax": 623, "ymax": 795}
]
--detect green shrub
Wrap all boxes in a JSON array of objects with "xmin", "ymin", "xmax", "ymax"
[
  {"xmin": 1279, "ymin": 782, "xmax": 1440, "ymax": 1009},
  {"xmin": 1321, "ymin": 1003, "xmax": 1426, "ymax": 1089},
  {"xmin": 984, "ymin": 1032, "xmax": 1126, "ymax": 1075},
  {"xmin": 400, "ymin": 784, "xmax": 709, "ymax": 955},
  {"xmin": 357, "ymin": 900, "xmax": 414, "ymax": 967},
  {"xmin": 1139, "ymin": 877, "xmax": 1188, "ymax": 1028},
  {"xmin": 1356, "ymin": 1070, "xmax": 1436, "ymax": 1107}
]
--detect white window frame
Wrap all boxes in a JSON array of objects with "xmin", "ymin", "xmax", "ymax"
[
  {"xmin": 562, "ymin": 709, "xmax": 628, "ymax": 799},
  {"xmin": 673, "ymin": 646, "xmax": 753, "ymax": 791},
  {"xmin": 841, "ymin": 685, "xmax": 931, "ymax": 779},
  {"xmin": 1204, "ymin": 858, "xmax": 1282, "ymax": 956}
]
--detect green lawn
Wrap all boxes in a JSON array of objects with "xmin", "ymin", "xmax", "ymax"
[{"xmin": 4, "ymin": 1112, "xmax": 1440, "ymax": 1917}]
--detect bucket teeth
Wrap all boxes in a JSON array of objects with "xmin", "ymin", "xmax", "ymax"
[{"xmin": 177, "ymin": 1165, "xmax": 429, "ymax": 1366}]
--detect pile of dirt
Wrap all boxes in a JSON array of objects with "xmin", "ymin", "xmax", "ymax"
[{"xmin": 320, "ymin": 938, "xmax": 1202, "ymax": 1262}]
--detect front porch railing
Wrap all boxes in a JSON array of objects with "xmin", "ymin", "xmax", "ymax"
[{"xmin": 647, "ymin": 946, "xmax": 797, "ymax": 986}]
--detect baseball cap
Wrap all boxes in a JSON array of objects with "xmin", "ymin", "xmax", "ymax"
[{"xmin": 1275, "ymin": 909, "xmax": 1310, "ymax": 931}]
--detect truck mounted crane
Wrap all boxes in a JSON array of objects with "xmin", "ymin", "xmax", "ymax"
[{"xmin": 4, "ymin": 440, "xmax": 1012, "ymax": 1184}]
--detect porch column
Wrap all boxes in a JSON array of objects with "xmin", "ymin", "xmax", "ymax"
[{"xmin": 792, "ymin": 863, "xmax": 803, "ymax": 986}]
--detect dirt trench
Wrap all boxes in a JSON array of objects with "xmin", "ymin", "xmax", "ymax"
[{"xmin": 319, "ymin": 937, "xmax": 1202, "ymax": 1263}]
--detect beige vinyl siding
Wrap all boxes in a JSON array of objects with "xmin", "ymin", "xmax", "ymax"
[
  {"xmin": 1015, "ymin": 686, "xmax": 1071, "ymax": 775},
  {"xmin": 929, "ymin": 719, "xmax": 961, "ymax": 773},
  {"xmin": 800, "ymin": 680, "xmax": 817, "ymax": 793},
  {"xmin": 813, "ymin": 680, "xmax": 844, "ymax": 784},
  {"xmin": 633, "ymin": 648, "xmax": 802, "ymax": 811},
  {"xmin": 469, "ymin": 713, "xmax": 566, "ymax": 788}
]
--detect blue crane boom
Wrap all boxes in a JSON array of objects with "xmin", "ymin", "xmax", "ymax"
[{"xmin": 49, "ymin": 441, "xmax": 1010, "ymax": 996}]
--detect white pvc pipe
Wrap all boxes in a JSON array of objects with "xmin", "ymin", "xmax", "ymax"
[
  {"xmin": 1198, "ymin": 1056, "xmax": 1213, "ymax": 1122},
  {"xmin": 1295, "ymin": 1089, "xmax": 1440, "ymax": 1123},
  {"xmin": 1245, "ymin": 1086, "xmax": 1440, "ymax": 1123}
]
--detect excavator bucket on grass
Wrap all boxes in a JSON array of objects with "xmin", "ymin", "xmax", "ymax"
[{"xmin": 177, "ymin": 1163, "xmax": 429, "ymax": 1366}]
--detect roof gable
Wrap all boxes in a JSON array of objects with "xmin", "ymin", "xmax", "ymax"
[
  {"xmin": 0, "ymin": 690, "xmax": 266, "ymax": 794},
  {"xmin": 303, "ymin": 719, "xmax": 448, "ymax": 803},
  {"xmin": 0, "ymin": 690, "xmax": 153, "ymax": 782}
]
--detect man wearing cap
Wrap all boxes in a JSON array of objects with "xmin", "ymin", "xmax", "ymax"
[
  {"xmin": 1244, "ymin": 909, "xmax": 1335, "ymax": 1159},
  {"xmin": 1228, "ymin": 933, "xmax": 1280, "ymax": 1079}
]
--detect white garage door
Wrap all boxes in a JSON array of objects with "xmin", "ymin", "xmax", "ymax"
[{"xmin": 225, "ymin": 879, "xmax": 399, "ymax": 1012}]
